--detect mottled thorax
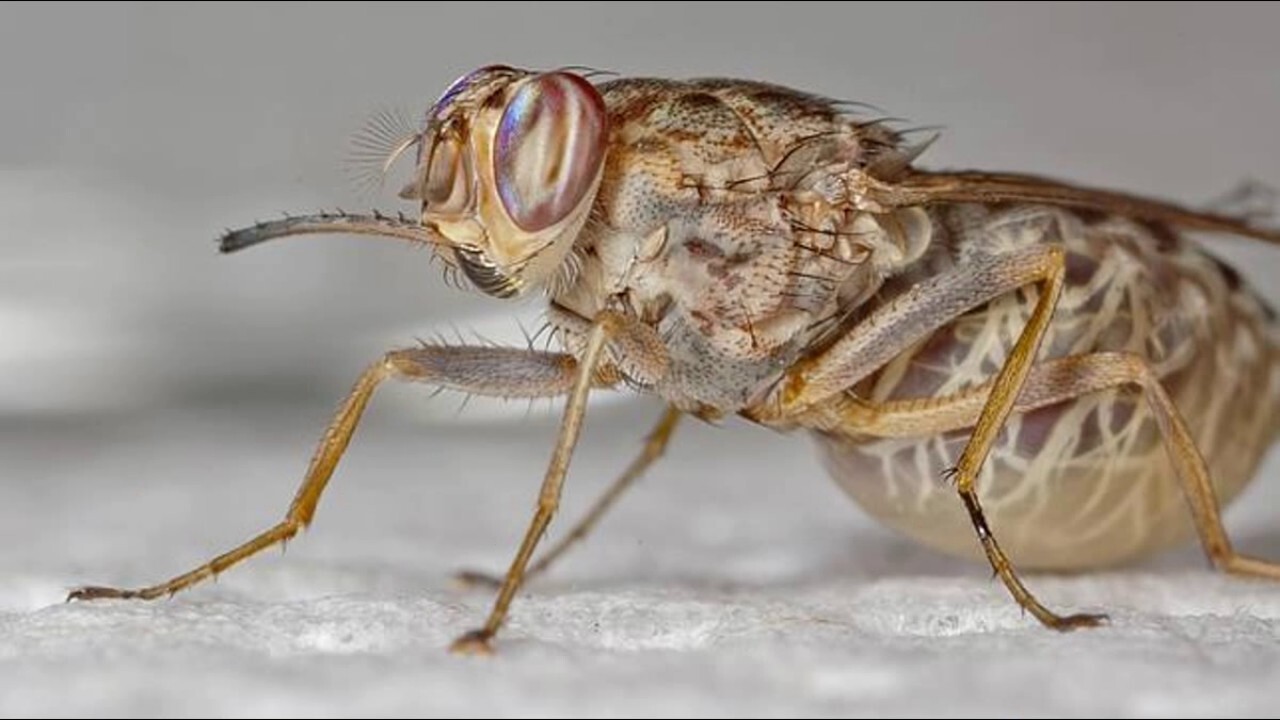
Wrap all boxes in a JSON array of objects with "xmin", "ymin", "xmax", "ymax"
[{"xmin": 547, "ymin": 76, "xmax": 934, "ymax": 416}]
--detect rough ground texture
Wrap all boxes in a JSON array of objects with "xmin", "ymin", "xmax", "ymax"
[{"xmin": 4, "ymin": 402, "xmax": 1280, "ymax": 718}]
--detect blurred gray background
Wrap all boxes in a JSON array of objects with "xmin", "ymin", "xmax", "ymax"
[
  {"xmin": 3, "ymin": 1, "xmax": 1278, "ymax": 420},
  {"xmin": 3, "ymin": 3, "xmax": 1280, "ymax": 716}
]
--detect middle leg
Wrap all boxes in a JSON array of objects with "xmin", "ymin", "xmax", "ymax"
[{"xmin": 454, "ymin": 404, "xmax": 683, "ymax": 589}]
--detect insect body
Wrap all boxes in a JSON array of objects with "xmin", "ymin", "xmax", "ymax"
[{"xmin": 69, "ymin": 65, "xmax": 1280, "ymax": 653}]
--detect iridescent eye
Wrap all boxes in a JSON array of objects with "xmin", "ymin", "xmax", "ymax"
[
  {"xmin": 494, "ymin": 72, "xmax": 608, "ymax": 232},
  {"xmin": 424, "ymin": 136, "xmax": 470, "ymax": 214}
]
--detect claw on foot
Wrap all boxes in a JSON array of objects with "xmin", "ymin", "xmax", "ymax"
[
  {"xmin": 1045, "ymin": 612, "xmax": 1109, "ymax": 632},
  {"xmin": 451, "ymin": 569, "xmax": 503, "ymax": 591},
  {"xmin": 66, "ymin": 586, "xmax": 140, "ymax": 602},
  {"xmin": 449, "ymin": 628, "xmax": 495, "ymax": 656}
]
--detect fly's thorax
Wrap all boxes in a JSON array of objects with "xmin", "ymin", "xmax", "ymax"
[
  {"xmin": 550, "ymin": 188, "xmax": 938, "ymax": 414},
  {"xmin": 525, "ymin": 73, "xmax": 938, "ymax": 413}
]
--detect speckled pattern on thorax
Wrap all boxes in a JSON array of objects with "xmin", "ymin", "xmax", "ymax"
[{"xmin": 549, "ymin": 76, "xmax": 923, "ymax": 417}]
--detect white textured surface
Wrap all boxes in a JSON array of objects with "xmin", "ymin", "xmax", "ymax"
[{"xmin": 4, "ymin": 402, "xmax": 1280, "ymax": 718}]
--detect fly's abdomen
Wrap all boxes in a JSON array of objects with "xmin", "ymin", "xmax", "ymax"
[{"xmin": 816, "ymin": 205, "xmax": 1280, "ymax": 570}]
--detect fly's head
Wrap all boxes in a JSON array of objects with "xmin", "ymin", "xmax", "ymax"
[{"xmin": 391, "ymin": 65, "xmax": 610, "ymax": 298}]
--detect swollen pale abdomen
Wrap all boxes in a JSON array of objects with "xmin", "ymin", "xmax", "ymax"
[{"xmin": 814, "ymin": 204, "xmax": 1280, "ymax": 570}]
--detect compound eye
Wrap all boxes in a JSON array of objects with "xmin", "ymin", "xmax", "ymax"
[{"xmin": 493, "ymin": 72, "xmax": 608, "ymax": 232}]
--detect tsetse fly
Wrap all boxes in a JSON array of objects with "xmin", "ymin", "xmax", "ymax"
[{"xmin": 68, "ymin": 65, "xmax": 1280, "ymax": 654}]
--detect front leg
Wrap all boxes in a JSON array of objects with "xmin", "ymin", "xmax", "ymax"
[
  {"xmin": 767, "ymin": 242, "xmax": 1103, "ymax": 631},
  {"xmin": 67, "ymin": 344, "xmax": 593, "ymax": 602},
  {"xmin": 449, "ymin": 311, "xmax": 647, "ymax": 655}
]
